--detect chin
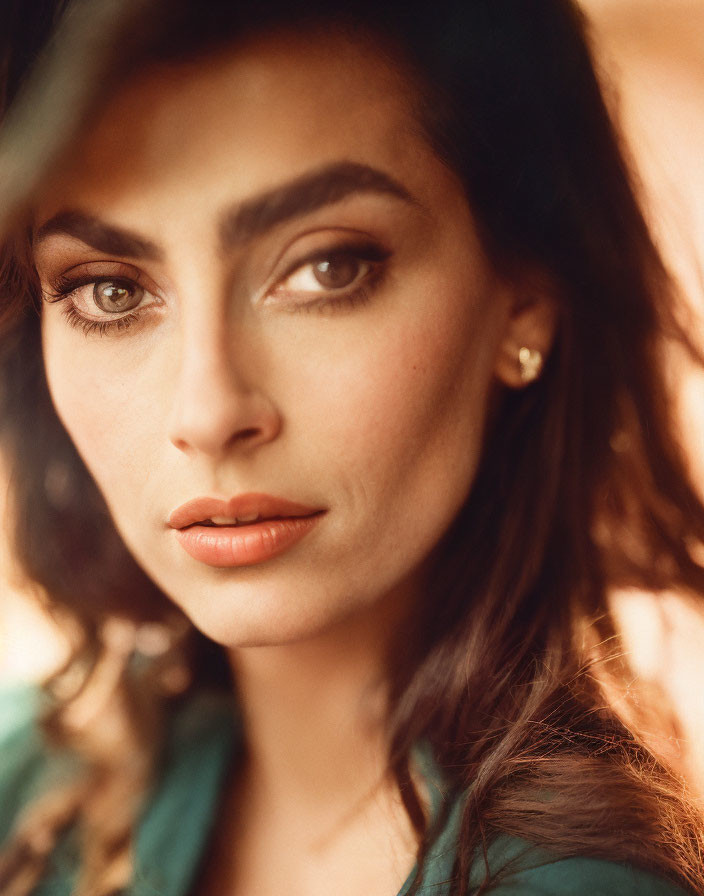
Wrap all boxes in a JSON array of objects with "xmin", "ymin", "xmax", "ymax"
[{"xmin": 165, "ymin": 579, "xmax": 363, "ymax": 649}]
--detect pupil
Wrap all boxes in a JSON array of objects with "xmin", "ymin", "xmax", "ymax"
[
  {"xmin": 93, "ymin": 280, "xmax": 141, "ymax": 313},
  {"xmin": 314, "ymin": 255, "xmax": 359, "ymax": 289}
]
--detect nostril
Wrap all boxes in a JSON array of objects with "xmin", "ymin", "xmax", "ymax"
[{"xmin": 167, "ymin": 369, "xmax": 282, "ymax": 457}]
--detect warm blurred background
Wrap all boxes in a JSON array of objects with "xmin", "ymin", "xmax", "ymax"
[
  {"xmin": 0, "ymin": 454, "xmax": 70, "ymax": 683},
  {"xmin": 1, "ymin": 0, "xmax": 703, "ymax": 795},
  {"xmin": 583, "ymin": 0, "xmax": 704, "ymax": 801}
]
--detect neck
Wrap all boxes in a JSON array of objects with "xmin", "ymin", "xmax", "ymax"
[
  {"xmin": 211, "ymin": 587, "xmax": 426, "ymax": 894},
  {"xmin": 229, "ymin": 600, "xmax": 401, "ymax": 819}
]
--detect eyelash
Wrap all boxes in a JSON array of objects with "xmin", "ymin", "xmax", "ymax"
[
  {"xmin": 44, "ymin": 241, "xmax": 389, "ymax": 337},
  {"xmin": 62, "ymin": 304, "xmax": 141, "ymax": 336},
  {"xmin": 45, "ymin": 273, "xmax": 146, "ymax": 337}
]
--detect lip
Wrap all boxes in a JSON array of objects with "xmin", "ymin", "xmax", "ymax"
[
  {"xmin": 168, "ymin": 493, "xmax": 324, "ymax": 568},
  {"xmin": 168, "ymin": 493, "xmax": 321, "ymax": 529}
]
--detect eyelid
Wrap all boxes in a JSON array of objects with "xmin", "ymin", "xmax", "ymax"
[
  {"xmin": 42, "ymin": 261, "xmax": 157, "ymax": 303},
  {"xmin": 257, "ymin": 238, "xmax": 391, "ymax": 305}
]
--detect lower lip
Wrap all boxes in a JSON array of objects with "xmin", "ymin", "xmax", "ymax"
[{"xmin": 174, "ymin": 515, "xmax": 322, "ymax": 567}]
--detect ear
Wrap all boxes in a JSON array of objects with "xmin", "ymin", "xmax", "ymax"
[{"xmin": 493, "ymin": 277, "xmax": 559, "ymax": 389}]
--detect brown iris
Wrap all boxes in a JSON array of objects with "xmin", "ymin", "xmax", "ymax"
[
  {"xmin": 311, "ymin": 254, "xmax": 366, "ymax": 290},
  {"xmin": 93, "ymin": 279, "xmax": 144, "ymax": 313}
]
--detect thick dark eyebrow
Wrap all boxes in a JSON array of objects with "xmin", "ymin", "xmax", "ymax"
[
  {"xmin": 219, "ymin": 162, "xmax": 417, "ymax": 250},
  {"xmin": 33, "ymin": 162, "xmax": 416, "ymax": 261},
  {"xmin": 34, "ymin": 211, "xmax": 164, "ymax": 261}
]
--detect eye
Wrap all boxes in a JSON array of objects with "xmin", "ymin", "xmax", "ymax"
[
  {"xmin": 267, "ymin": 242, "xmax": 391, "ymax": 312},
  {"xmin": 42, "ymin": 267, "xmax": 161, "ymax": 336},
  {"xmin": 281, "ymin": 252, "xmax": 372, "ymax": 294},
  {"xmin": 93, "ymin": 279, "xmax": 145, "ymax": 313},
  {"xmin": 316, "ymin": 254, "xmax": 369, "ymax": 289}
]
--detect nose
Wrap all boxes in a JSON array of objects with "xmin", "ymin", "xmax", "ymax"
[{"xmin": 167, "ymin": 322, "xmax": 282, "ymax": 459}]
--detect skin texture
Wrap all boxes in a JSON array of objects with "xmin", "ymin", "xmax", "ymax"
[
  {"xmin": 34, "ymin": 32, "xmax": 554, "ymax": 894},
  {"xmin": 36, "ymin": 33, "xmax": 545, "ymax": 650}
]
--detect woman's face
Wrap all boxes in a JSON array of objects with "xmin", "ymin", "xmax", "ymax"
[{"xmin": 35, "ymin": 31, "xmax": 519, "ymax": 647}]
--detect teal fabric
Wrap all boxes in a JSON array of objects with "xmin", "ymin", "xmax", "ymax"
[
  {"xmin": 0, "ymin": 683, "xmax": 46, "ymax": 845},
  {"xmin": 0, "ymin": 686, "xmax": 691, "ymax": 896}
]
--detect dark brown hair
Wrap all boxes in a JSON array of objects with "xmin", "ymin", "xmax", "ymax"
[{"xmin": 1, "ymin": 1, "xmax": 703, "ymax": 894}]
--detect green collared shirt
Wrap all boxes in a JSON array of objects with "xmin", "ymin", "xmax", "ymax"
[{"xmin": 0, "ymin": 685, "xmax": 691, "ymax": 896}]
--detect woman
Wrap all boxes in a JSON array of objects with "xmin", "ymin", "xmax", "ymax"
[{"xmin": 0, "ymin": 0, "xmax": 702, "ymax": 894}]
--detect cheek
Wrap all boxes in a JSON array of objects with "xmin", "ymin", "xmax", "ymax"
[
  {"xmin": 286, "ymin": 282, "xmax": 500, "ymax": 529},
  {"xmin": 41, "ymin": 321, "xmax": 160, "ymax": 494}
]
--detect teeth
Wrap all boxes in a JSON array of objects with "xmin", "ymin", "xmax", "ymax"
[{"xmin": 206, "ymin": 514, "xmax": 261, "ymax": 526}]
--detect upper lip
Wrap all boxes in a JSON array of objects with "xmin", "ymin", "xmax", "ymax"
[{"xmin": 168, "ymin": 493, "xmax": 323, "ymax": 529}]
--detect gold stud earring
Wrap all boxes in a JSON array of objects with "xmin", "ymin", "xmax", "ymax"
[{"xmin": 518, "ymin": 346, "xmax": 543, "ymax": 383}]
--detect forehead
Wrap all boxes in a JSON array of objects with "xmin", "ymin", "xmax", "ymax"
[{"xmin": 39, "ymin": 29, "xmax": 426, "ymax": 216}]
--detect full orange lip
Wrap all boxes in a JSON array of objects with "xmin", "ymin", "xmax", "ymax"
[
  {"xmin": 168, "ymin": 493, "xmax": 323, "ymax": 530},
  {"xmin": 174, "ymin": 516, "xmax": 322, "ymax": 567}
]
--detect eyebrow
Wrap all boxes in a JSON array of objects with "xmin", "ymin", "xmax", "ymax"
[
  {"xmin": 34, "ymin": 210, "xmax": 164, "ymax": 260},
  {"xmin": 219, "ymin": 162, "xmax": 416, "ymax": 249},
  {"xmin": 33, "ymin": 162, "xmax": 417, "ymax": 260}
]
